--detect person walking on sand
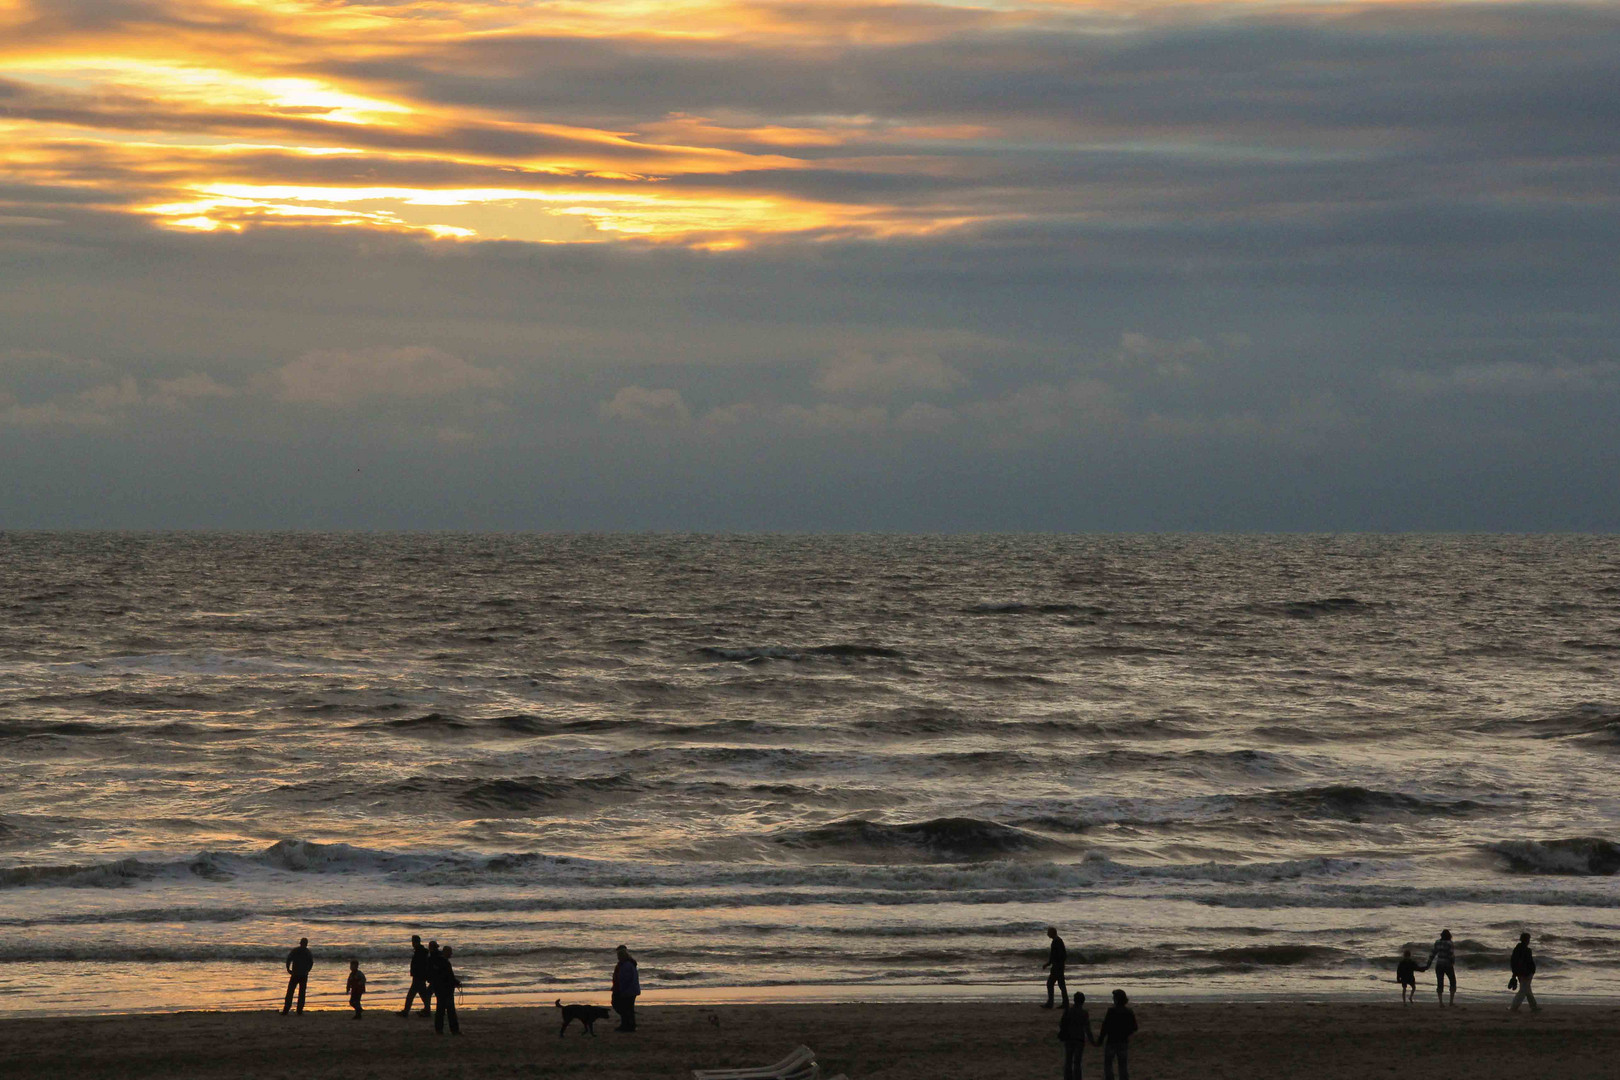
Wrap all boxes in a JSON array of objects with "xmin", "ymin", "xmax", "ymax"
[
  {"xmin": 400, "ymin": 934, "xmax": 432, "ymax": 1017},
  {"xmin": 1509, "ymin": 932, "xmax": 1541, "ymax": 1014},
  {"xmin": 611, "ymin": 944, "xmax": 640, "ymax": 1032},
  {"xmin": 430, "ymin": 944, "xmax": 461, "ymax": 1034},
  {"xmin": 281, "ymin": 937, "xmax": 314, "ymax": 1015},
  {"xmin": 347, "ymin": 959, "xmax": 367, "ymax": 1019},
  {"xmin": 1097, "ymin": 989, "xmax": 1137, "ymax": 1080},
  {"xmin": 1426, "ymin": 928, "xmax": 1457, "ymax": 1006},
  {"xmin": 1041, "ymin": 927, "xmax": 1069, "ymax": 1009},
  {"xmin": 1057, "ymin": 991, "xmax": 1097, "ymax": 1080}
]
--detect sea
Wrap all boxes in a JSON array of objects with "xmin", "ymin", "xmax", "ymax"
[{"xmin": 0, "ymin": 533, "xmax": 1617, "ymax": 1016}]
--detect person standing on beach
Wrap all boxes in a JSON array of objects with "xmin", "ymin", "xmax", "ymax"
[
  {"xmin": 1396, "ymin": 949, "xmax": 1421, "ymax": 1003},
  {"xmin": 1426, "ymin": 929, "xmax": 1457, "ymax": 1006},
  {"xmin": 346, "ymin": 959, "xmax": 367, "ymax": 1019},
  {"xmin": 430, "ymin": 944, "xmax": 461, "ymax": 1034},
  {"xmin": 1041, "ymin": 927, "xmax": 1069, "ymax": 1009},
  {"xmin": 1097, "ymin": 989, "xmax": 1137, "ymax": 1080},
  {"xmin": 1057, "ymin": 991, "xmax": 1096, "ymax": 1080},
  {"xmin": 400, "ymin": 934, "xmax": 432, "ymax": 1017},
  {"xmin": 282, "ymin": 937, "xmax": 314, "ymax": 1015},
  {"xmin": 1509, "ymin": 932, "xmax": 1541, "ymax": 1013},
  {"xmin": 611, "ymin": 944, "xmax": 640, "ymax": 1032}
]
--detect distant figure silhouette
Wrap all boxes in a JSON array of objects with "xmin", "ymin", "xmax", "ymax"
[
  {"xmin": 430, "ymin": 944, "xmax": 461, "ymax": 1034},
  {"xmin": 1097, "ymin": 989, "xmax": 1137, "ymax": 1080},
  {"xmin": 347, "ymin": 959, "xmax": 367, "ymax": 1019},
  {"xmin": 282, "ymin": 937, "xmax": 313, "ymax": 1015},
  {"xmin": 1396, "ymin": 948, "xmax": 1423, "ymax": 1003},
  {"xmin": 1509, "ymin": 932, "xmax": 1540, "ymax": 1013},
  {"xmin": 400, "ymin": 934, "xmax": 432, "ymax": 1016},
  {"xmin": 1041, "ymin": 926, "xmax": 1069, "ymax": 1009},
  {"xmin": 611, "ymin": 944, "xmax": 640, "ymax": 1032},
  {"xmin": 1426, "ymin": 929, "xmax": 1457, "ymax": 1005},
  {"xmin": 1057, "ymin": 991, "xmax": 1096, "ymax": 1080}
]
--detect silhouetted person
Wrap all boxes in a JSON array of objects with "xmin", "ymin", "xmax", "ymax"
[
  {"xmin": 1396, "ymin": 948, "xmax": 1422, "ymax": 1004},
  {"xmin": 611, "ymin": 944, "xmax": 640, "ymax": 1032},
  {"xmin": 400, "ymin": 934, "xmax": 432, "ymax": 1016},
  {"xmin": 347, "ymin": 959, "xmax": 367, "ymax": 1019},
  {"xmin": 1098, "ymin": 989, "xmax": 1137, "ymax": 1080},
  {"xmin": 282, "ymin": 937, "xmax": 313, "ymax": 1015},
  {"xmin": 1041, "ymin": 926, "xmax": 1069, "ymax": 1009},
  {"xmin": 431, "ymin": 944, "xmax": 461, "ymax": 1034},
  {"xmin": 1057, "ymin": 992, "xmax": 1096, "ymax": 1080},
  {"xmin": 1426, "ymin": 928, "xmax": 1457, "ymax": 1005},
  {"xmin": 1510, "ymin": 932, "xmax": 1540, "ymax": 1013}
]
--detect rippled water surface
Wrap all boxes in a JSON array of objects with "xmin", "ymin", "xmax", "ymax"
[{"xmin": 1, "ymin": 534, "xmax": 1617, "ymax": 1013}]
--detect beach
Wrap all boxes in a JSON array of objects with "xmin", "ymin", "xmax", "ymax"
[{"xmin": 1, "ymin": 1001, "xmax": 1614, "ymax": 1080}]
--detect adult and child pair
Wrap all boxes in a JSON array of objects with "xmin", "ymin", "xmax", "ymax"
[
  {"xmin": 280, "ymin": 934, "xmax": 463, "ymax": 1033},
  {"xmin": 1394, "ymin": 930, "xmax": 1541, "ymax": 1012}
]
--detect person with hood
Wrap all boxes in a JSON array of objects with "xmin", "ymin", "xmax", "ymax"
[
  {"xmin": 282, "ymin": 937, "xmax": 313, "ymax": 1015},
  {"xmin": 1426, "ymin": 929, "xmax": 1457, "ymax": 1006},
  {"xmin": 611, "ymin": 945, "xmax": 640, "ymax": 1032},
  {"xmin": 1097, "ymin": 989, "xmax": 1137, "ymax": 1080},
  {"xmin": 1510, "ymin": 932, "xmax": 1541, "ymax": 1013},
  {"xmin": 399, "ymin": 934, "xmax": 432, "ymax": 1017},
  {"xmin": 430, "ymin": 943, "xmax": 461, "ymax": 1034}
]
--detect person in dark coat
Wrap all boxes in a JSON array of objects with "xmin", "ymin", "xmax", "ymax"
[
  {"xmin": 1041, "ymin": 927, "xmax": 1069, "ymax": 1009},
  {"xmin": 1097, "ymin": 989, "xmax": 1138, "ymax": 1080},
  {"xmin": 399, "ymin": 934, "xmax": 432, "ymax": 1016},
  {"xmin": 611, "ymin": 945, "xmax": 640, "ymax": 1032},
  {"xmin": 430, "ymin": 944, "xmax": 461, "ymax": 1034},
  {"xmin": 1510, "ymin": 932, "xmax": 1541, "ymax": 1013},
  {"xmin": 1057, "ymin": 991, "xmax": 1096, "ymax": 1080},
  {"xmin": 282, "ymin": 937, "xmax": 314, "ymax": 1015}
]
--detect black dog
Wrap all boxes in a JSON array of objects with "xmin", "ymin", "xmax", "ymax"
[{"xmin": 555, "ymin": 998, "xmax": 613, "ymax": 1037}]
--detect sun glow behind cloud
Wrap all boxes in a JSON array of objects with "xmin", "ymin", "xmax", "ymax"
[
  {"xmin": 0, "ymin": 0, "xmax": 1043, "ymax": 243},
  {"xmin": 2, "ymin": 0, "xmax": 1609, "ymax": 246}
]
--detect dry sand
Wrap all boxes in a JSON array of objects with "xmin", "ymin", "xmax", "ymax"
[{"xmin": 1, "ymin": 1000, "xmax": 1613, "ymax": 1080}]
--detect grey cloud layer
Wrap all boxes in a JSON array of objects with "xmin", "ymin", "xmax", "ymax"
[{"xmin": 3, "ymin": 2, "xmax": 1618, "ymax": 528}]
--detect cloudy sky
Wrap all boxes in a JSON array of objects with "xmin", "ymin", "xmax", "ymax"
[{"xmin": 2, "ymin": 0, "xmax": 1616, "ymax": 529}]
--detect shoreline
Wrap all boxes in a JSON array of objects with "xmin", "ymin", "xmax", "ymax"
[
  {"xmin": 7, "ymin": 979, "xmax": 1615, "ymax": 1018},
  {"xmin": 2, "ymin": 1001, "xmax": 1616, "ymax": 1080}
]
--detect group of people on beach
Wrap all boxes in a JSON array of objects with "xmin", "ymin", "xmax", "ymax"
[
  {"xmin": 276, "ymin": 936, "xmax": 641, "ymax": 1035},
  {"xmin": 1042, "ymin": 928, "xmax": 1138, "ymax": 1080},
  {"xmin": 280, "ymin": 934, "xmax": 463, "ymax": 1033},
  {"xmin": 1038, "ymin": 925, "xmax": 1543, "ymax": 1080},
  {"xmin": 1394, "ymin": 929, "xmax": 1541, "ymax": 1012}
]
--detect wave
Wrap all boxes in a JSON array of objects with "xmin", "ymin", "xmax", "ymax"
[
  {"xmin": 453, "ymin": 775, "xmax": 643, "ymax": 814},
  {"xmin": 1243, "ymin": 786, "xmax": 1488, "ymax": 820},
  {"xmin": 1488, "ymin": 838, "xmax": 1620, "ymax": 876},
  {"xmin": 1248, "ymin": 597, "xmax": 1366, "ymax": 619},
  {"xmin": 769, "ymin": 817, "xmax": 1068, "ymax": 862},
  {"xmin": 693, "ymin": 644, "xmax": 904, "ymax": 663},
  {"xmin": 1484, "ymin": 704, "xmax": 1620, "ymax": 747},
  {"xmin": 361, "ymin": 712, "xmax": 557, "ymax": 737},
  {"xmin": 962, "ymin": 602, "xmax": 1106, "ymax": 617}
]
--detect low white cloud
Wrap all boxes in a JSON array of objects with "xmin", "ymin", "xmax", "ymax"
[
  {"xmin": 816, "ymin": 352, "xmax": 966, "ymax": 396},
  {"xmin": 1386, "ymin": 360, "xmax": 1620, "ymax": 397},
  {"xmin": 0, "ymin": 373, "xmax": 236, "ymax": 428},
  {"xmin": 600, "ymin": 386, "xmax": 692, "ymax": 426},
  {"xmin": 264, "ymin": 346, "xmax": 506, "ymax": 406}
]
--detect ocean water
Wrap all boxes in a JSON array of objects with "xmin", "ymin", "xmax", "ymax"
[{"xmin": 0, "ymin": 533, "xmax": 1617, "ymax": 1015}]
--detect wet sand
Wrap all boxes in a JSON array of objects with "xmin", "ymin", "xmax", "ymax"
[{"xmin": 0, "ymin": 1000, "xmax": 1614, "ymax": 1079}]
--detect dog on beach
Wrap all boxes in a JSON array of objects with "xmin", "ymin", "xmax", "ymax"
[{"xmin": 555, "ymin": 999, "xmax": 613, "ymax": 1036}]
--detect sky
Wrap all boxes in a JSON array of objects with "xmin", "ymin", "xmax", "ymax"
[{"xmin": 1, "ymin": 0, "xmax": 1617, "ymax": 530}]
